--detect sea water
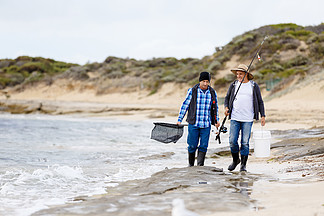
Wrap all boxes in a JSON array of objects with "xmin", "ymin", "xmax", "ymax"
[{"xmin": 0, "ymin": 114, "xmax": 189, "ymax": 216}]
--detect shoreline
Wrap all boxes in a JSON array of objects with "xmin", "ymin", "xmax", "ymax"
[{"xmin": 1, "ymin": 98, "xmax": 323, "ymax": 131}]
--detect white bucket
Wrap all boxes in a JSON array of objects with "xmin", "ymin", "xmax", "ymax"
[{"xmin": 253, "ymin": 130, "xmax": 271, "ymax": 157}]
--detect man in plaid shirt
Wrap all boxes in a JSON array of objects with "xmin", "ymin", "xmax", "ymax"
[{"xmin": 177, "ymin": 71, "xmax": 220, "ymax": 166}]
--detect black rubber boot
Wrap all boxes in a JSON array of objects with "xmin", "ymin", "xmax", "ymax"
[
  {"xmin": 228, "ymin": 152, "xmax": 241, "ymax": 171},
  {"xmin": 240, "ymin": 155, "xmax": 248, "ymax": 172},
  {"xmin": 188, "ymin": 151, "xmax": 196, "ymax": 167},
  {"xmin": 197, "ymin": 151, "xmax": 206, "ymax": 166}
]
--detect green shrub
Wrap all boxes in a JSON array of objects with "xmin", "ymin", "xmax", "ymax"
[
  {"xmin": 278, "ymin": 69, "xmax": 297, "ymax": 78},
  {"xmin": 259, "ymin": 68, "xmax": 273, "ymax": 76},
  {"xmin": 161, "ymin": 75, "xmax": 176, "ymax": 82},
  {"xmin": 147, "ymin": 80, "xmax": 164, "ymax": 95},
  {"xmin": 285, "ymin": 29, "xmax": 314, "ymax": 40},
  {"xmin": 216, "ymin": 53, "xmax": 231, "ymax": 64},
  {"xmin": 270, "ymin": 23, "xmax": 300, "ymax": 30},
  {"xmin": 233, "ymin": 33, "xmax": 255, "ymax": 45},
  {"xmin": 15, "ymin": 56, "xmax": 33, "ymax": 61},
  {"xmin": 164, "ymin": 57, "xmax": 178, "ymax": 66},
  {"xmin": 20, "ymin": 62, "xmax": 51, "ymax": 73},
  {"xmin": 4, "ymin": 65, "xmax": 19, "ymax": 74},
  {"xmin": 208, "ymin": 61, "xmax": 222, "ymax": 71},
  {"xmin": 318, "ymin": 33, "xmax": 324, "ymax": 42},
  {"xmin": 180, "ymin": 58, "xmax": 196, "ymax": 64},
  {"xmin": 285, "ymin": 55, "xmax": 309, "ymax": 68},
  {"xmin": 264, "ymin": 37, "xmax": 284, "ymax": 53},
  {"xmin": 282, "ymin": 39, "xmax": 300, "ymax": 50},
  {"xmin": 0, "ymin": 56, "xmax": 78, "ymax": 88},
  {"xmin": 0, "ymin": 73, "xmax": 25, "ymax": 86},
  {"xmin": 0, "ymin": 77, "xmax": 12, "ymax": 87},
  {"xmin": 265, "ymin": 63, "xmax": 284, "ymax": 72},
  {"xmin": 106, "ymin": 71, "xmax": 124, "ymax": 79},
  {"xmin": 24, "ymin": 72, "xmax": 44, "ymax": 84},
  {"xmin": 52, "ymin": 61, "xmax": 77, "ymax": 74},
  {"xmin": 213, "ymin": 77, "xmax": 232, "ymax": 88},
  {"xmin": 309, "ymin": 42, "xmax": 324, "ymax": 60},
  {"xmin": 307, "ymin": 34, "xmax": 321, "ymax": 44}
]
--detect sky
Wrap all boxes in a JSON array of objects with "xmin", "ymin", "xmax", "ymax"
[{"xmin": 1, "ymin": 0, "xmax": 323, "ymax": 65}]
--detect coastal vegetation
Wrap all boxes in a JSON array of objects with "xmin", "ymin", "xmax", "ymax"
[
  {"xmin": 0, "ymin": 56, "xmax": 78, "ymax": 89},
  {"xmin": 0, "ymin": 23, "xmax": 323, "ymax": 95}
]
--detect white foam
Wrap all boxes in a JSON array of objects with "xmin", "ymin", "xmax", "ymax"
[{"xmin": 0, "ymin": 165, "xmax": 106, "ymax": 216}]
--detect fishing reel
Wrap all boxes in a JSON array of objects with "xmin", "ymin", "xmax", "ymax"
[
  {"xmin": 219, "ymin": 126, "xmax": 227, "ymax": 134},
  {"xmin": 215, "ymin": 116, "xmax": 228, "ymax": 144},
  {"xmin": 212, "ymin": 126, "xmax": 227, "ymax": 136}
]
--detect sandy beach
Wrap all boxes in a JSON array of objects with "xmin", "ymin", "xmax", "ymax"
[
  {"xmin": 207, "ymin": 150, "xmax": 324, "ymax": 216},
  {"xmin": 207, "ymin": 180, "xmax": 324, "ymax": 216},
  {"xmin": 1, "ymin": 76, "xmax": 324, "ymax": 216}
]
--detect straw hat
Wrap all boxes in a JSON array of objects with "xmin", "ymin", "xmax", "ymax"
[{"xmin": 231, "ymin": 64, "xmax": 254, "ymax": 80}]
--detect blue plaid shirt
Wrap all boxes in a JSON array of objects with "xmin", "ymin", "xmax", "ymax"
[{"xmin": 178, "ymin": 86, "xmax": 219, "ymax": 128}]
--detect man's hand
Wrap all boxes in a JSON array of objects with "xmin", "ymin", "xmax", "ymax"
[
  {"xmin": 224, "ymin": 107, "xmax": 229, "ymax": 116},
  {"xmin": 261, "ymin": 117, "xmax": 266, "ymax": 126},
  {"xmin": 215, "ymin": 121, "xmax": 220, "ymax": 129},
  {"xmin": 176, "ymin": 121, "xmax": 181, "ymax": 126}
]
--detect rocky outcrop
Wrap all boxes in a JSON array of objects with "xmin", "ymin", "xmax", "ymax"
[
  {"xmin": 33, "ymin": 166, "xmax": 261, "ymax": 216},
  {"xmin": 0, "ymin": 99, "xmax": 176, "ymax": 117}
]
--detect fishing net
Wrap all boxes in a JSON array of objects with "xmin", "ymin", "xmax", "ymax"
[{"xmin": 150, "ymin": 122, "xmax": 185, "ymax": 144}]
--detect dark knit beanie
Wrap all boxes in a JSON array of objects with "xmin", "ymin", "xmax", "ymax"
[{"xmin": 199, "ymin": 71, "xmax": 210, "ymax": 82}]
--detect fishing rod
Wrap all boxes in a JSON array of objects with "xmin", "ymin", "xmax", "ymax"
[
  {"xmin": 215, "ymin": 35, "xmax": 268, "ymax": 144},
  {"xmin": 232, "ymin": 35, "xmax": 268, "ymax": 105}
]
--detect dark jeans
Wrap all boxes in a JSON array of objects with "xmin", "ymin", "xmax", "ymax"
[
  {"xmin": 229, "ymin": 120, "xmax": 253, "ymax": 156},
  {"xmin": 187, "ymin": 124, "xmax": 211, "ymax": 153}
]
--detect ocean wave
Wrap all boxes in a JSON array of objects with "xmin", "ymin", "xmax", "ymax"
[{"xmin": 0, "ymin": 165, "xmax": 106, "ymax": 216}]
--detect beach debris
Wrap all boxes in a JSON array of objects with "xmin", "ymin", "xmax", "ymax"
[{"xmin": 198, "ymin": 181, "xmax": 208, "ymax": 184}]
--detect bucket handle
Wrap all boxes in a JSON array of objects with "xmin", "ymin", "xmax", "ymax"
[{"xmin": 261, "ymin": 125, "xmax": 268, "ymax": 138}]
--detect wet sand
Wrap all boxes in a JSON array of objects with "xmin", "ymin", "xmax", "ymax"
[
  {"xmin": 33, "ymin": 166, "xmax": 258, "ymax": 216},
  {"xmin": 210, "ymin": 180, "xmax": 324, "ymax": 216}
]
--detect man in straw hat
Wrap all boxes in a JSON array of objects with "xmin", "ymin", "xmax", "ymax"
[
  {"xmin": 177, "ymin": 71, "xmax": 220, "ymax": 167},
  {"xmin": 224, "ymin": 64, "xmax": 266, "ymax": 172}
]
